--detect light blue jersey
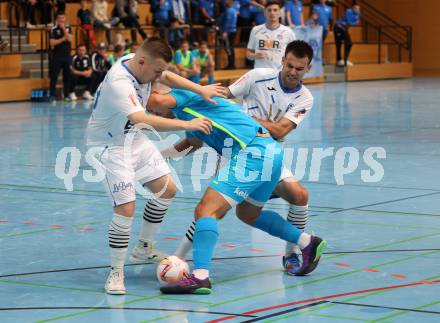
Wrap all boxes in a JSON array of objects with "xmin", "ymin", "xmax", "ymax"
[
  {"xmin": 169, "ymin": 89, "xmax": 266, "ymax": 156},
  {"xmin": 168, "ymin": 88, "xmax": 284, "ymax": 206}
]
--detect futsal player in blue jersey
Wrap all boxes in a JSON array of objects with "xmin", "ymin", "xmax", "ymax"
[{"xmin": 146, "ymin": 88, "xmax": 327, "ymax": 294}]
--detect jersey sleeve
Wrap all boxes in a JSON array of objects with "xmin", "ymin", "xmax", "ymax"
[
  {"xmin": 168, "ymin": 89, "xmax": 193, "ymax": 109},
  {"xmin": 108, "ymin": 79, "xmax": 144, "ymax": 117},
  {"xmin": 247, "ymin": 26, "xmax": 257, "ymax": 50},
  {"xmin": 283, "ymin": 94, "xmax": 313, "ymax": 126},
  {"xmin": 228, "ymin": 69, "xmax": 259, "ymax": 98}
]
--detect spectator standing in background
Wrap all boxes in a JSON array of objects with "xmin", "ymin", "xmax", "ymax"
[
  {"xmin": 77, "ymin": 0, "xmax": 97, "ymax": 49},
  {"xmin": 91, "ymin": 42, "xmax": 111, "ymax": 93},
  {"xmin": 305, "ymin": 10, "xmax": 319, "ymax": 27},
  {"xmin": 247, "ymin": 0, "xmax": 296, "ymax": 69},
  {"xmin": 92, "ymin": 0, "xmax": 120, "ymax": 48},
  {"xmin": 310, "ymin": 0, "xmax": 333, "ymax": 43},
  {"xmin": 152, "ymin": 0, "xmax": 171, "ymax": 39},
  {"xmin": 285, "ymin": 0, "xmax": 304, "ymax": 27},
  {"xmin": 71, "ymin": 44, "xmax": 94, "ymax": 100},
  {"xmin": 250, "ymin": 0, "xmax": 266, "ymax": 25},
  {"xmin": 334, "ymin": 2, "xmax": 360, "ymax": 67},
  {"xmin": 221, "ymin": 0, "xmax": 238, "ymax": 69},
  {"xmin": 113, "ymin": 0, "xmax": 148, "ymax": 42},
  {"xmin": 49, "ymin": 12, "xmax": 73, "ymax": 102}
]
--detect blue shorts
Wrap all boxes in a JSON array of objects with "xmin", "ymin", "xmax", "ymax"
[{"xmin": 209, "ymin": 136, "xmax": 283, "ymax": 207}]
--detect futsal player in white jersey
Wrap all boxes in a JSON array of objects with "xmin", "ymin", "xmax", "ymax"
[
  {"xmin": 247, "ymin": 0, "xmax": 296, "ymax": 70},
  {"xmin": 174, "ymin": 40, "xmax": 314, "ymax": 275},
  {"xmin": 86, "ymin": 37, "xmax": 225, "ymax": 295}
]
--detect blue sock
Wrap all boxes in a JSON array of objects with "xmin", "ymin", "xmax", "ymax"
[
  {"xmin": 193, "ymin": 217, "xmax": 218, "ymax": 270},
  {"xmin": 208, "ymin": 75, "xmax": 215, "ymax": 84},
  {"xmin": 253, "ymin": 210, "xmax": 302, "ymax": 244}
]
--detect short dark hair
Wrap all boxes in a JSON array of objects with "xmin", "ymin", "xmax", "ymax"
[
  {"xmin": 140, "ymin": 37, "xmax": 173, "ymax": 63},
  {"xmin": 265, "ymin": 0, "xmax": 281, "ymax": 9},
  {"xmin": 285, "ymin": 40, "xmax": 314, "ymax": 64}
]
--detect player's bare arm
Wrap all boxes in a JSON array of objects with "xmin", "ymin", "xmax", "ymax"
[
  {"xmin": 128, "ymin": 110, "xmax": 212, "ymax": 135},
  {"xmin": 254, "ymin": 116, "xmax": 297, "ymax": 140},
  {"xmin": 161, "ymin": 137, "xmax": 204, "ymax": 159},
  {"xmin": 246, "ymin": 49, "xmax": 267, "ymax": 60},
  {"xmin": 159, "ymin": 71, "xmax": 228, "ymax": 104}
]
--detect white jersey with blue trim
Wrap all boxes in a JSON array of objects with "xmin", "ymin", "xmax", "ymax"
[
  {"xmin": 86, "ymin": 53, "xmax": 152, "ymax": 147},
  {"xmin": 229, "ymin": 68, "xmax": 313, "ymax": 142},
  {"xmin": 247, "ymin": 24, "xmax": 296, "ymax": 69}
]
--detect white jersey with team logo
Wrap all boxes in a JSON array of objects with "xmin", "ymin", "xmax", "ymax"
[
  {"xmin": 247, "ymin": 24, "xmax": 296, "ymax": 69},
  {"xmin": 86, "ymin": 53, "xmax": 152, "ymax": 147},
  {"xmin": 229, "ymin": 68, "xmax": 313, "ymax": 143}
]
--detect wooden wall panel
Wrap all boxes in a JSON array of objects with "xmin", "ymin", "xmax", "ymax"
[
  {"xmin": 368, "ymin": 0, "xmax": 440, "ymax": 75},
  {"xmin": 0, "ymin": 54, "xmax": 22, "ymax": 77},
  {"xmin": 0, "ymin": 78, "xmax": 49, "ymax": 102}
]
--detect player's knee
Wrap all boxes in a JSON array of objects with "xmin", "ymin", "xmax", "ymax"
[
  {"xmin": 161, "ymin": 180, "xmax": 177, "ymax": 199},
  {"xmin": 296, "ymin": 187, "xmax": 308, "ymax": 205},
  {"xmin": 114, "ymin": 201, "xmax": 136, "ymax": 217}
]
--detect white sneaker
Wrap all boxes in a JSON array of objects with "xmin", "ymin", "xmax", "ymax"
[
  {"xmin": 69, "ymin": 92, "xmax": 78, "ymax": 101},
  {"xmin": 105, "ymin": 268, "xmax": 126, "ymax": 295},
  {"xmin": 129, "ymin": 241, "xmax": 169, "ymax": 263},
  {"xmin": 347, "ymin": 60, "xmax": 354, "ymax": 67},
  {"xmin": 83, "ymin": 91, "xmax": 94, "ymax": 100},
  {"xmin": 337, "ymin": 60, "xmax": 345, "ymax": 67}
]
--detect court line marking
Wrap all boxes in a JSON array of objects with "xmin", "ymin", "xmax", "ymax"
[
  {"xmin": 141, "ymin": 243, "xmax": 440, "ymax": 322},
  {"xmin": 206, "ymin": 279, "xmax": 440, "ymax": 323},
  {"xmin": 0, "ymin": 306, "xmax": 257, "ymax": 318},
  {"xmin": 329, "ymin": 300, "xmax": 440, "ymax": 315},
  {"xmin": 330, "ymin": 191, "xmax": 440, "ymax": 213},
  {"xmin": 370, "ymin": 299, "xmax": 440, "ymax": 322},
  {"xmin": 239, "ymin": 301, "xmax": 328, "ymax": 322},
  {"xmin": 2, "ymin": 248, "xmax": 440, "ymax": 279},
  {"xmin": 278, "ymin": 274, "xmax": 440, "ymax": 323}
]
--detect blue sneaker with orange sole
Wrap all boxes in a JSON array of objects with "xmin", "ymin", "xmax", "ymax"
[
  {"xmin": 294, "ymin": 236, "xmax": 327, "ymax": 276},
  {"xmin": 160, "ymin": 274, "xmax": 212, "ymax": 294}
]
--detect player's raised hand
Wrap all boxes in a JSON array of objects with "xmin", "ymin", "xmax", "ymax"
[
  {"xmin": 200, "ymin": 83, "xmax": 229, "ymax": 104},
  {"xmin": 186, "ymin": 118, "xmax": 212, "ymax": 134}
]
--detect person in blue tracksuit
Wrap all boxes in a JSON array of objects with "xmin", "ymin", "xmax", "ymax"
[
  {"xmin": 334, "ymin": 3, "xmax": 361, "ymax": 67},
  {"xmin": 310, "ymin": 0, "xmax": 333, "ymax": 43}
]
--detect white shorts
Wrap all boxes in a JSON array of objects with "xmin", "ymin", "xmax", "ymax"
[{"xmin": 99, "ymin": 139, "xmax": 170, "ymax": 206}]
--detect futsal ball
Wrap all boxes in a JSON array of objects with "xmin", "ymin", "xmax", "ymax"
[{"xmin": 156, "ymin": 255, "xmax": 190, "ymax": 283}]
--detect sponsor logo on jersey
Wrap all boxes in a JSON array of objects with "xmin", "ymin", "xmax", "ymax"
[
  {"xmin": 234, "ymin": 187, "xmax": 249, "ymax": 199},
  {"xmin": 267, "ymin": 86, "xmax": 276, "ymax": 91},
  {"xmin": 258, "ymin": 39, "xmax": 281, "ymax": 49},
  {"xmin": 113, "ymin": 181, "xmax": 134, "ymax": 193}
]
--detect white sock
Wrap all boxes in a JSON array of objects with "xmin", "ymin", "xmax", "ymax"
[
  {"xmin": 286, "ymin": 204, "xmax": 308, "ymax": 255},
  {"xmin": 174, "ymin": 220, "xmax": 195, "ymax": 259},
  {"xmin": 139, "ymin": 197, "xmax": 172, "ymax": 244},
  {"xmin": 193, "ymin": 269, "xmax": 209, "ymax": 280},
  {"xmin": 109, "ymin": 213, "xmax": 133, "ymax": 269},
  {"xmin": 298, "ymin": 233, "xmax": 311, "ymax": 250}
]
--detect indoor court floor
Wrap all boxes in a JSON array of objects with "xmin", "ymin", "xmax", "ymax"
[{"xmin": 0, "ymin": 77, "xmax": 439, "ymax": 322}]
